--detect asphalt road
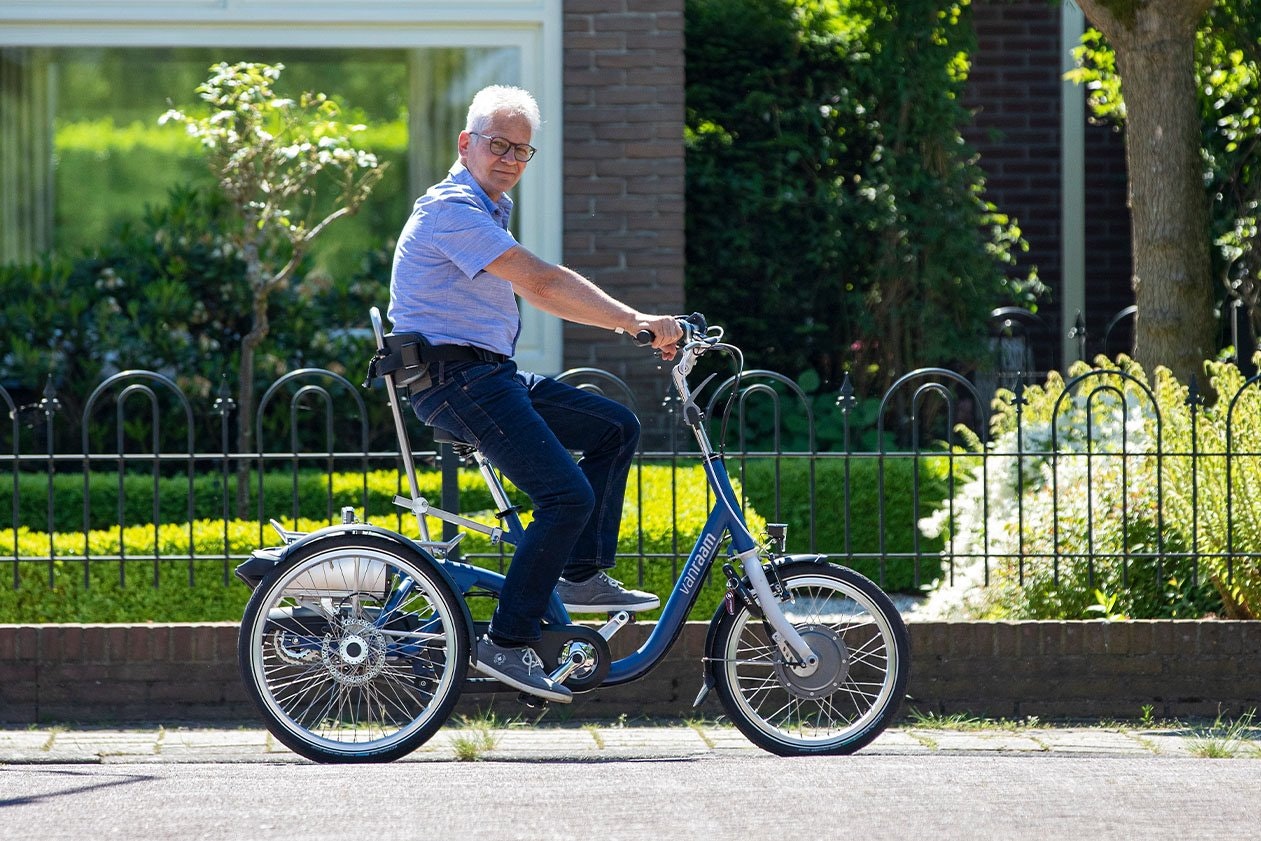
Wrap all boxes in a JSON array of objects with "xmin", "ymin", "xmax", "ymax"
[{"xmin": 3, "ymin": 751, "xmax": 1258, "ymax": 841}]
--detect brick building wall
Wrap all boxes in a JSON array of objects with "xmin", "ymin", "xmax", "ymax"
[
  {"xmin": 562, "ymin": 0, "xmax": 687, "ymax": 435},
  {"xmin": 962, "ymin": 0, "xmax": 1134, "ymax": 369}
]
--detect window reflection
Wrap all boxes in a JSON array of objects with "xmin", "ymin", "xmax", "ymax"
[{"xmin": 0, "ymin": 46, "xmax": 521, "ymax": 274}]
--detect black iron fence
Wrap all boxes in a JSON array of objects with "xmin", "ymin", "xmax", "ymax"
[{"xmin": 2, "ymin": 359, "xmax": 1260, "ymax": 620}]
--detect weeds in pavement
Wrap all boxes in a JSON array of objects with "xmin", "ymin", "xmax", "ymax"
[
  {"xmin": 582, "ymin": 723, "xmax": 606, "ymax": 750},
  {"xmin": 450, "ymin": 710, "xmax": 519, "ymax": 761},
  {"xmin": 906, "ymin": 709, "xmax": 1043, "ymax": 731},
  {"xmin": 1188, "ymin": 709, "xmax": 1259, "ymax": 759}
]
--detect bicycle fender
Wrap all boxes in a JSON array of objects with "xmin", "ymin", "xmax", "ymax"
[{"xmin": 240, "ymin": 523, "xmax": 477, "ymax": 654}]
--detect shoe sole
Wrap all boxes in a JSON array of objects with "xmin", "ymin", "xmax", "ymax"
[
  {"xmin": 471, "ymin": 657, "xmax": 573, "ymax": 704},
  {"xmin": 561, "ymin": 598, "xmax": 661, "ymax": 613}
]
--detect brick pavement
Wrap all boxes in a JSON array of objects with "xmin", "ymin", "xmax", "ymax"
[{"xmin": 0, "ymin": 721, "xmax": 1233, "ymax": 764}]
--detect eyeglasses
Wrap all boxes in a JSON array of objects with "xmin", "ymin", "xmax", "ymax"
[{"xmin": 469, "ymin": 132, "xmax": 537, "ymax": 163}]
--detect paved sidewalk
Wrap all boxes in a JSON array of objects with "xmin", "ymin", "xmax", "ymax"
[{"xmin": 0, "ymin": 720, "xmax": 1244, "ymax": 764}]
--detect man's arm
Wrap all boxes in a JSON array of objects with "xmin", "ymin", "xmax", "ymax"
[{"xmin": 486, "ymin": 245, "xmax": 683, "ymax": 355}]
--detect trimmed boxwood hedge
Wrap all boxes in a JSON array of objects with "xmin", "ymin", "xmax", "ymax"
[
  {"xmin": 1, "ymin": 469, "xmax": 497, "ymax": 534},
  {"xmin": 736, "ymin": 454, "xmax": 952, "ymax": 592},
  {"xmin": 0, "ymin": 464, "xmax": 764, "ymax": 623},
  {"xmin": 0, "ymin": 455, "xmax": 947, "ymax": 622}
]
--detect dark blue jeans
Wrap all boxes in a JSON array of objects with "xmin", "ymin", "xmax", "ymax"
[{"xmin": 409, "ymin": 359, "xmax": 639, "ymax": 644}]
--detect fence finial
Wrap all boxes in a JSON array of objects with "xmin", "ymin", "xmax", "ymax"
[
  {"xmin": 39, "ymin": 374, "xmax": 61, "ymax": 417},
  {"xmin": 836, "ymin": 373, "xmax": 856, "ymax": 414},
  {"xmin": 1070, "ymin": 310, "xmax": 1088, "ymax": 361},
  {"xmin": 1186, "ymin": 374, "xmax": 1202, "ymax": 409},
  {"xmin": 212, "ymin": 375, "xmax": 237, "ymax": 416}
]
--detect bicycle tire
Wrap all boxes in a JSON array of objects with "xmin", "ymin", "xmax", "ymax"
[
  {"xmin": 710, "ymin": 561, "xmax": 909, "ymax": 756},
  {"xmin": 238, "ymin": 533, "xmax": 469, "ymax": 763}
]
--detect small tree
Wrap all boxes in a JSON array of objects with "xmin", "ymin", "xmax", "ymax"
[{"xmin": 161, "ymin": 62, "xmax": 386, "ymax": 494}]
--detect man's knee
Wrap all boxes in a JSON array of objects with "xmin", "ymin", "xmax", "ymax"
[
  {"xmin": 606, "ymin": 402, "xmax": 640, "ymax": 450},
  {"xmin": 542, "ymin": 481, "xmax": 596, "ymax": 526}
]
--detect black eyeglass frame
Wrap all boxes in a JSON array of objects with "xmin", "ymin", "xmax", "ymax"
[{"xmin": 468, "ymin": 131, "xmax": 537, "ymax": 162}]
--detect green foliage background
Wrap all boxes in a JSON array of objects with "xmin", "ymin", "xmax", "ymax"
[{"xmin": 684, "ymin": 0, "xmax": 1043, "ymax": 400}]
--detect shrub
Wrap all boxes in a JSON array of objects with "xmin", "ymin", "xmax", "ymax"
[
  {"xmin": 1157, "ymin": 356, "xmax": 1261, "ymax": 618},
  {"xmin": 0, "ymin": 464, "xmax": 766, "ymax": 623},
  {"xmin": 685, "ymin": 0, "xmax": 1042, "ymax": 396},
  {"xmin": 918, "ymin": 357, "xmax": 1224, "ymax": 619},
  {"xmin": 736, "ymin": 455, "xmax": 951, "ymax": 592}
]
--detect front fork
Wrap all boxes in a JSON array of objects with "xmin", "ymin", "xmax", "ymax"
[
  {"xmin": 693, "ymin": 548, "xmax": 819, "ymax": 708},
  {"xmin": 735, "ymin": 547, "xmax": 818, "ymax": 668}
]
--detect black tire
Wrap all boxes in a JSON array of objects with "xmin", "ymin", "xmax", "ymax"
[
  {"xmin": 238, "ymin": 534, "xmax": 469, "ymax": 763},
  {"xmin": 710, "ymin": 561, "xmax": 909, "ymax": 756}
]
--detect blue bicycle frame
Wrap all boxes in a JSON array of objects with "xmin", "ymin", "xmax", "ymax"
[{"xmin": 368, "ymin": 307, "xmax": 818, "ymax": 686}]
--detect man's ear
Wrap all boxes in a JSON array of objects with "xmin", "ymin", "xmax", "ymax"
[{"xmin": 457, "ymin": 130, "xmax": 471, "ymax": 161}]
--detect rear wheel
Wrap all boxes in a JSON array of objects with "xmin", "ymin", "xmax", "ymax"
[
  {"xmin": 238, "ymin": 534, "xmax": 469, "ymax": 762},
  {"xmin": 711, "ymin": 561, "xmax": 909, "ymax": 755}
]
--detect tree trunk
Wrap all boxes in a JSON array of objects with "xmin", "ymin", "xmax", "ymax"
[
  {"xmin": 1075, "ymin": 0, "xmax": 1216, "ymax": 386},
  {"xmin": 234, "ymin": 282, "xmax": 270, "ymax": 517}
]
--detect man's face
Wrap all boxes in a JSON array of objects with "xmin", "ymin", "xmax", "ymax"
[{"xmin": 459, "ymin": 112, "xmax": 533, "ymax": 202}]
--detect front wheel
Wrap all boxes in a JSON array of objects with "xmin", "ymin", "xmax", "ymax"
[
  {"xmin": 238, "ymin": 534, "xmax": 470, "ymax": 763},
  {"xmin": 710, "ymin": 561, "xmax": 909, "ymax": 756}
]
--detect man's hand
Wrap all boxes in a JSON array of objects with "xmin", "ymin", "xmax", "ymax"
[{"xmin": 635, "ymin": 314, "xmax": 684, "ymax": 360}]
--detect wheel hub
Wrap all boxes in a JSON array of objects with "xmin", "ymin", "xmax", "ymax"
[
  {"xmin": 321, "ymin": 618, "xmax": 387, "ymax": 686},
  {"xmin": 773, "ymin": 624, "xmax": 849, "ymax": 700}
]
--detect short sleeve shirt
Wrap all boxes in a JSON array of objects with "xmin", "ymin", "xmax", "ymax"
[{"xmin": 387, "ymin": 164, "xmax": 520, "ymax": 356}]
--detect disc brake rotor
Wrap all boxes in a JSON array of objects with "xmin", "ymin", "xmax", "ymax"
[{"xmin": 321, "ymin": 617, "xmax": 388, "ymax": 687}]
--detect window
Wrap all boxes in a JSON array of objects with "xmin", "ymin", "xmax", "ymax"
[{"xmin": 0, "ymin": 2, "xmax": 563, "ymax": 372}]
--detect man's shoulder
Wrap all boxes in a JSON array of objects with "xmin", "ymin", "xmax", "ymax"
[{"xmin": 422, "ymin": 177, "xmax": 484, "ymax": 212}]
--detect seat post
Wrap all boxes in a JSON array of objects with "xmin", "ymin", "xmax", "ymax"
[{"xmin": 370, "ymin": 307, "xmax": 430, "ymax": 541}]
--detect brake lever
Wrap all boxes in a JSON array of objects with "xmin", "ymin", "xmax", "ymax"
[{"xmin": 681, "ymin": 372, "xmax": 717, "ymax": 425}]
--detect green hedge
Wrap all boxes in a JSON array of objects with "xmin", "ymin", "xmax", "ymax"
[
  {"xmin": 1, "ymin": 469, "xmax": 500, "ymax": 534},
  {"xmin": 0, "ymin": 465, "xmax": 765, "ymax": 624},
  {"xmin": 737, "ymin": 455, "xmax": 952, "ymax": 592}
]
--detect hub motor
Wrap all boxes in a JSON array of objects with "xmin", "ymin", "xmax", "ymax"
[{"xmin": 773, "ymin": 624, "xmax": 850, "ymax": 700}]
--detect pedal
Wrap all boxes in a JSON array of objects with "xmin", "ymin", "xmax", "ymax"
[{"xmin": 517, "ymin": 692, "xmax": 549, "ymax": 711}]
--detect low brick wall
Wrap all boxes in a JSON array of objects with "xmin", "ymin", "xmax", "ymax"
[{"xmin": 2, "ymin": 620, "xmax": 1258, "ymax": 724}]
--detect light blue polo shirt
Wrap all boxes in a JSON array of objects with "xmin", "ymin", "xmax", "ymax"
[{"xmin": 388, "ymin": 164, "xmax": 521, "ymax": 356}]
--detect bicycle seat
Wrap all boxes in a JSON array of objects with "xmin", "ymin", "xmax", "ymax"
[{"xmin": 431, "ymin": 427, "xmax": 473, "ymax": 448}]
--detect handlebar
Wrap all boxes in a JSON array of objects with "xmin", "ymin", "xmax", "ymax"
[{"xmin": 632, "ymin": 312, "xmax": 710, "ymax": 348}]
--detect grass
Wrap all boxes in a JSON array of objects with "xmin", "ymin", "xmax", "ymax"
[
  {"xmin": 449, "ymin": 710, "xmax": 515, "ymax": 761},
  {"xmin": 684, "ymin": 716, "xmax": 718, "ymax": 748},
  {"xmin": 451, "ymin": 727, "xmax": 498, "ymax": 761},
  {"xmin": 905, "ymin": 709, "xmax": 1043, "ymax": 732},
  {"xmin": 1187, "ymin": 709, "xmax": 1260, "ymax": 759},
  {"xmin": 582, "ymin": 723, "xmax": 606, "ymax": 750}
]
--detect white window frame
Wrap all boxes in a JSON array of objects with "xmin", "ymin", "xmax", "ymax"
[{"xmin": 0, "ymin": 0, "xmax": 565, "ymax": 373}]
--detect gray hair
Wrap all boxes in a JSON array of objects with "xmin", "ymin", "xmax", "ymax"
[{"xmin": 465, "ymin": 85, "xmax": 541, "ymax": 134}]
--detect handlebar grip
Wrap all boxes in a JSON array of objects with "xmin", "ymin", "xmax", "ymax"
[{"xmin": 628, "ymin": 313, "xmax": 708, "ymax": 349}]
